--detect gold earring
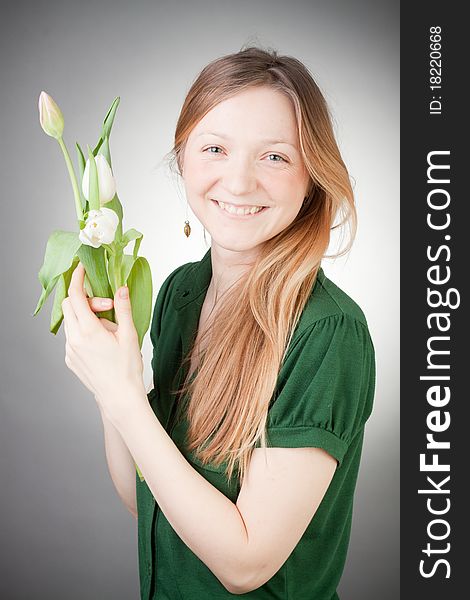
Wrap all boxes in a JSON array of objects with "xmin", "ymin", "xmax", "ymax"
[{"xmin": 184, "ymin": 199, "xmax": 191, "ymax": 237}]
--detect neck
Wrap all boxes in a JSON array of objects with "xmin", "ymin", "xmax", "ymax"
[{"xmin": 208, "ymin": 243, "xmax": 260, "ymax": 301}]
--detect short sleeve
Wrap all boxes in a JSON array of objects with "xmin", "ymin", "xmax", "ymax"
[{"xmin": 259, "ymin": 313, "xmax": 376, "ymax": 468}]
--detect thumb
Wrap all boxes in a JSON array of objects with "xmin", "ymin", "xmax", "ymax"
[{"xmin": 114, "ymin": 286, "xmax": 135, "ymax": 335}]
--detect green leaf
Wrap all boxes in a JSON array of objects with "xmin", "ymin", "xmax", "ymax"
[
  {"xmin": 126, "ymin": 256, "xmax": 152, "ymax": 350},
  {"xmin": 87, "ymin": 146, "xmax": 100, "ymax": 211},
  {"xmin": 121, "ymin": 228, "xmax": 143, "ymax": 259},
  {"xmin": 121, "ymin": 228, "xmax": 142, "ymax": 245},
  {"xmin": 107, "ymin": 252, "xmax": 118, "ymax": 296},
  {"xmin": 91, "ymin": 97, "xmax": 120, "ymax": 156},
  {"xmin": 33, "ymin": 231, "xmax": 82, "ymax": 316},
  {"xmin": 135, "ymin": 463, "xmax": 145, "ymax": 482},
  {"xmin": 101, "ymin": 96, "xmax": 120, "ymax": 140},
  {"xmin": 50, "ymin": 257, "xmax": 80, "ymax": 334},
  {"xmin": 76, "ymin": 244, "xmax": 115, "ymax": 322},
  {"xmin": 75, "ymin": 142, "xmax": 87, "ymax": 212},
  {"xmin": 133, "ymin": 235, "xmax": 142, "ymax": 260},
  {"xmin": 83, "ymin": 272, "xmax": 94, "ymax": 297},
  {"xmin": 98, "ymin": 136, "xmax": 112, "ymax": 169},
  {"xmin": 92, "ymin": 136, "xmax": 104, "ymax": 156},
  {"xmin": 121, "ymin": 253, "xmax": 136, "ymax": 286}
]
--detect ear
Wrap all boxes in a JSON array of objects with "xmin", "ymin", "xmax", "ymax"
[{"xmin": 179, "ymin": 141, "xmax": 188, "ymax": 177}]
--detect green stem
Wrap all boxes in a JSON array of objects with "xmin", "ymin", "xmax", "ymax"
[
  {"xmin": 114, "ymin": 251, "xmax": 123, "ymax": 290},
  {"xmin": 58, "ymin": 137, "xmax": 83, "ymax": 221}
]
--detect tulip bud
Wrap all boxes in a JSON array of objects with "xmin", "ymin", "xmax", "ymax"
[
  {"xmin": 78, "ymin": 207, "xmax": 119, "ymax": 248},
  {"xmin": 82, "ymin": 154, "xmax": 116, "ymax": 206},
  {"xmin": 38, "ymin": 91, "xmax": 64, "ymax": 139}
]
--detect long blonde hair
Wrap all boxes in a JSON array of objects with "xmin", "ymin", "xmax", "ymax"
[{"xmin": 167, "ymin": 45, "xmax": 356, "ymax": 487}]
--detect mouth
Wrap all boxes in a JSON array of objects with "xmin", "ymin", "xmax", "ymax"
[{"xmin": 211, "ymin": 199, "xmax": 269, "ymax": 219}]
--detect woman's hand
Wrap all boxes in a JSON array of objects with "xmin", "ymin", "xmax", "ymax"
[{"xmin": 62, "ymin": 262, "xmax": 146, "ymax": 424}]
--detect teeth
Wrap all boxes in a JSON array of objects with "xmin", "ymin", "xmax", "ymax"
[{"xmin": 217, "ymin": 201, "xmax": 264, "ymax": 216}]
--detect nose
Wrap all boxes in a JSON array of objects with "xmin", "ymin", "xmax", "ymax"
[{"xmin": 222, "ymin": 154, "xmax": 257, "ymax": 198}]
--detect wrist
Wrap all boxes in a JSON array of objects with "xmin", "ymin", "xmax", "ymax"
[{"xmin": 108, "ymin": 379, "xmax": 149, "ymax": 432}]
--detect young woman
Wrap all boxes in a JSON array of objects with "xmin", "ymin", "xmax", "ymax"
[{"xmin": 62, "ymin": 46, "xmax": 376, "ymax": 599}]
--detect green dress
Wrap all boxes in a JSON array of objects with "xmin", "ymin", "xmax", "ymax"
[{"xmin": 136, "ymin": 247, "xmax": 376, "ymax": 599}]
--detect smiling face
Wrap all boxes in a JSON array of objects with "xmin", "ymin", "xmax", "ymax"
[{"xmin": 181, "ymin": 85, "xmax": 311, "ymax": 254}]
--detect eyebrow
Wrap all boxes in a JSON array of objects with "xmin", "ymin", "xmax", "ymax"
[{"xmin": 196, "ymin": 131, "xmax": 298, "ymax": 149}]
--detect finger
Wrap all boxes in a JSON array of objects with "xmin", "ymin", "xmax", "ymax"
[
  {"xmin": 61, "ymin": 296, "xmax": 77, "ymax": 325},
  {"xmin": 61, "ymin": 297, "xmax": 79, "ymax": 341},
  {"xmin": 63, "ymin": 313, "xmax": 69, "ymax": 339},
  {"xmin": 68, "ymin": 262, "xmax": 100, "ymax": 329},
  {"xmin": 114, "ymin": 285, "xmax": 138, "ymax": 342},
  {"xmin": 88, "ymin": 297, "xmax": 114, "ymax": 313},
  {"xmin": 98, "ymin": 318, "xmax": 119, "ymax": 333},
  {"xmin": 63, "ymin": 310, "xmax": 71, "ymax": 338}
]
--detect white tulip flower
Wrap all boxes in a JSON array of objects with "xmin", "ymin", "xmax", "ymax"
[
  {"xmin": 82, "ymin": 154, "xmax": 116, "ymax": 206},
  {"xmin": 38, "ymin": 91, "xmax": 64, "ymax": 139},
  {"xmin": 78, "ymin": 207, "xmax": 119, "ymax": 248}
]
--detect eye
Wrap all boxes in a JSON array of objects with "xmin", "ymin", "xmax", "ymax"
[
  {"xmin": 202, "ymin": 146, "xmax": 288, "ymax": 163},
  {"xmin": 203, "ymin": 145, "xmax": 223, "ymax": 154},
  {"xmin": 267, "ymin": 153, "xmax": 287, "ymax": 163}
]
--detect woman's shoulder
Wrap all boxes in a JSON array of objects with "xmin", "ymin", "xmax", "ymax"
[
  {"xmin": 150, "ymin": 260, "xmax": 196, "ymax": 329},
  {"xmin": 162, "ymin": 260, "xmax": 196, "ymax": 288},
  {"xmin": 158, "ymin": 259, "xmax": 199, "ymax": 299},
  {"xmin": 162, "ymin": 249, "xmax": 212, "ymax": 297},
  {"xmin": 298, "ymin": 267, "xmax": 370, "ymax": 334}
]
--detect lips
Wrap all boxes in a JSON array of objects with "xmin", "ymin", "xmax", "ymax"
[
  {"xmin": 211, "ymin": 199, "xmax": 269, "ymax": 218},
  {"xmin": 211, "ymin": 199, "xmax": 267, "ymax": 209}
]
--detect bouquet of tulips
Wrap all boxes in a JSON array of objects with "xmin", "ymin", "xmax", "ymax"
[{"xmin": 33, "ymin": 92, "xmax": 152, "ymax": 350}]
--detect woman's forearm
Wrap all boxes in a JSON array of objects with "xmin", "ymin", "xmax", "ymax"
[
  {"xmin": 111, "ymin": 389, "xmax": 250, "ymax": 594},
  {"xmin": 99, "ymin": 405, "xmax": 138, "ymax": 518}
]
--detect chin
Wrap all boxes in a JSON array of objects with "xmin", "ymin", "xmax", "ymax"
[{"xmin": 210, "ymin": 232, "xmax": 263, "ymax": 254}]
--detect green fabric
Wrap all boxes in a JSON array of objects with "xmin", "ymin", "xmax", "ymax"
[{"xmin": 136, "ymin": 247, "xmax": 376, "ymax": 599}]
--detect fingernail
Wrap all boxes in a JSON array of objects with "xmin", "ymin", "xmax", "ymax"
[
  {"xmin": 120, "ymin": 286, "xmax": 129, "ymax": 299},
  {"xmin": 100, "ymin": 299, "xmax": 112, "ymax": 307}
]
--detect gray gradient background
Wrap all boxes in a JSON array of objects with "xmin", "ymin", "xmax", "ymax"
[{"xmin": 0, "ymin": 0, "xmax": 399, "ymax": 598}]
